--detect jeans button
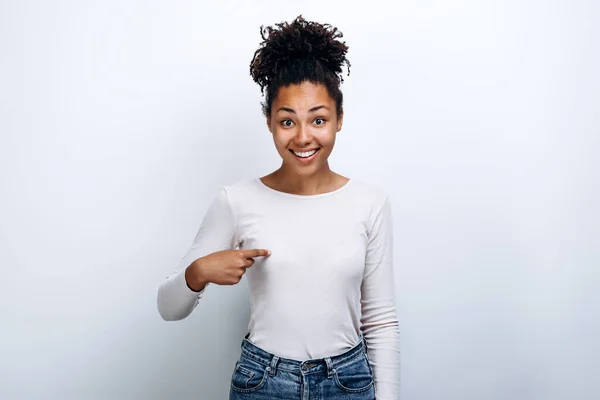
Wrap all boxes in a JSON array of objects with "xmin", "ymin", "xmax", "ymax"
[{"xmin": 302, "ymin": 364, "xmax": 308, "ymax": 371}]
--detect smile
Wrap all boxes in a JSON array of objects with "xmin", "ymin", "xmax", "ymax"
[{"xmin": 291, "ymin": 148, "xmax": 320, "ymax": 158}]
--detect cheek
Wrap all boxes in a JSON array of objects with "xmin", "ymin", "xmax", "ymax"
[
  {"xmin": 272, "ymin": 133, "xmax": 288, "ymax": 149},
  {"xmin": 272, "ymin": 136, "xmax": 293, "ymax": 157},
  {"xmin": 315, "ymin": 130, "xmax": 337, "ymax": 147}
]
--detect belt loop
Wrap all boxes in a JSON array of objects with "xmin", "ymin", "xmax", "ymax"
[
  {"xmin": 268, "ymin": 355, "xmax": 279, "ymax": 376},
  {"xmin": 325, "ymin": 357, "xmax": 335, "ymax": 378}
]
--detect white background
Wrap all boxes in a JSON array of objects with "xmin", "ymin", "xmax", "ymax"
[{"xmin": 1, "ymin": 0, "xmax": 598, "ymax": 399}]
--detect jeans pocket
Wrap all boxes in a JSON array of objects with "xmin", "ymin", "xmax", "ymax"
[
  {"xmin": 230, "ymin": 357, "xmax": 268, "ymax": 393},
  {"xmin": 333, "ymin": 353, "xmax": 374, "ymax": 393}
]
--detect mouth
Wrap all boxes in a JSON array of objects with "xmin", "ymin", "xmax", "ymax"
[{"xmin": 289, "ymin": 148, "xmax": 321, "ymax": 163}]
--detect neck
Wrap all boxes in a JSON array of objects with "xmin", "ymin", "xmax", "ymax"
[{"xmin": 270, "ymin": 163, "xmax": 337, "ymax": 195}]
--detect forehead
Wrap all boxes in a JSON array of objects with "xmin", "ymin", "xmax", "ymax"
[{"xmin": 273, "ymin": 81, "xmax": 335, "ymax": 109}]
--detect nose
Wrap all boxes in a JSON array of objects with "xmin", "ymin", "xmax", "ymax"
[{"xmin": 294, "ymin": 124, "xmax": 312, "ymax": 146}]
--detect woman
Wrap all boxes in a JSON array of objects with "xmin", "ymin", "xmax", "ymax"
[{"xmin": 157, "ymin": 15, "xmax": 401, "ymax": 400}]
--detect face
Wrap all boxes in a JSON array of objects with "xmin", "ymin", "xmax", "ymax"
[{"xmin": 266, "ymin": 81, "xmax": 343, "ymax": 176}]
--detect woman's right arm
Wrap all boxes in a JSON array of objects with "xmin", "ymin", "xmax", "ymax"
[{"xmin": 157, "ymin": 187, "xmax": 238, "ymax": 321}]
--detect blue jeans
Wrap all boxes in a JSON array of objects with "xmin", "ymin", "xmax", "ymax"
[{"xmin": 229, "ymin": 333, "xmax": 375, "ymax": 400}]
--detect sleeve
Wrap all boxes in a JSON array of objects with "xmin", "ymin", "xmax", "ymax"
[
  {"xmin": 157, "ymin": 187, "xmax": 238, "ymax": 321},
  {"xmin": 360, "ymin": 195, "xmax": 401, "ymax": 399}
]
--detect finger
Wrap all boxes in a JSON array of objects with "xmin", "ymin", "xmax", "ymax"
[
  {"xmin": 241, "ymin": 249, "xmax": 271, "ymax": 259},
  {"xmin": 241, "ymin": 258, "xmax": 256, "ymax": 269}
]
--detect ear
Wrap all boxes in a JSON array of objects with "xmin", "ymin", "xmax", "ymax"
[
  {"xmin": 266, "ymin": 116, "xmax": 272, "ymax": 133},
  {"xmin": 336, "ymin": 110, "xmax": 344, "ymax": 132}
]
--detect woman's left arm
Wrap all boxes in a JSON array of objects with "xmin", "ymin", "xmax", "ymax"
[{"xmin": 361, "ymin": 196, "xmax": 401, "ymax": 400}]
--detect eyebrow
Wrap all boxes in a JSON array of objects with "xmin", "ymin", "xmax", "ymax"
[{"xmin": 276, "ymin": 105, "xmax": 330, "ymax": 114}]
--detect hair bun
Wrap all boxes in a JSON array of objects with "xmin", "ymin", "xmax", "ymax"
[{"xmin": 250, "ymin": 15, "xmax": 351, "ymax": 91}]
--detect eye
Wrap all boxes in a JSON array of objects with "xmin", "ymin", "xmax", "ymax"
[
  {"xmin": 314, "ymin": 118, "xmax": 326, "ymax": 126},
  {"xmin": 281, "ymin": 119, "xmax": 294, "ymax": 127}
]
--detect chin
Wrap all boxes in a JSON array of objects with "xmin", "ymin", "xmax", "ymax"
[{"xmin": 295, "ymin": 164, "xmax": 326, "ymax": 174}]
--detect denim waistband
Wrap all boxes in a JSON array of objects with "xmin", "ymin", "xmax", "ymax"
[{"xmin": 239, "ymin": 333, "xmax": 368, "ymax": 376}]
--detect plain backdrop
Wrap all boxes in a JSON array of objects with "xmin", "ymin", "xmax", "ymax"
[{"xmin": 0, "ymin": 1, "xmax": 598, "ymax": 399}]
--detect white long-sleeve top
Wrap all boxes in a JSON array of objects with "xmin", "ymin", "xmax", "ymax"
[{"xmin": 157, "ymin": 177, "xmax": 400, "ymax": 399}]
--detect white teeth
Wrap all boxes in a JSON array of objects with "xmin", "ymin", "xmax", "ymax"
[{"xmin": 293, "ymin": 149, "xmax": 318, "ymax": 158}]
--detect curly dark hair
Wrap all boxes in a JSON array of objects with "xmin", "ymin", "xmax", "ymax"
[{"xmin": 249, "ymin": 15, "xmax": 351, "ymax": 117}]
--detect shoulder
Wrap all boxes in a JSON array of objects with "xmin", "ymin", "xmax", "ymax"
[
  {"xmin": 221, "ymin": 177, "xmax": 259, "ymax": 194},
  {"xmin": 217, "ymin": 177, "xmax": 264, "ymax": 206},
  {"xmin": 346, "ymin": 178, "xmax": 391, "ymax": 209},
  {"xmin": 347, "ymin": 180, "xmax": 394, "ymax": 235}
]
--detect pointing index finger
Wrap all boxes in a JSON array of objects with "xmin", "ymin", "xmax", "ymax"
[{"xmin": 242, "ymin": 249, "xmax": 271, "ymax": 258}]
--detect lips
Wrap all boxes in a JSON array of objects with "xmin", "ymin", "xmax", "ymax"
[
  {"xmin": 289, "ymin": 148, "xmax": 321, "ymax": 163},
  {"xmin": 291, "ymin": 148, "xmax": 319, "ymax": 158}
]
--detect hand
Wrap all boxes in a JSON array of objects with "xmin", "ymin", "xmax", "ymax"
[{"xmin": 185, "ymin": 249, "xmax": 271, "ymax": 291}]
